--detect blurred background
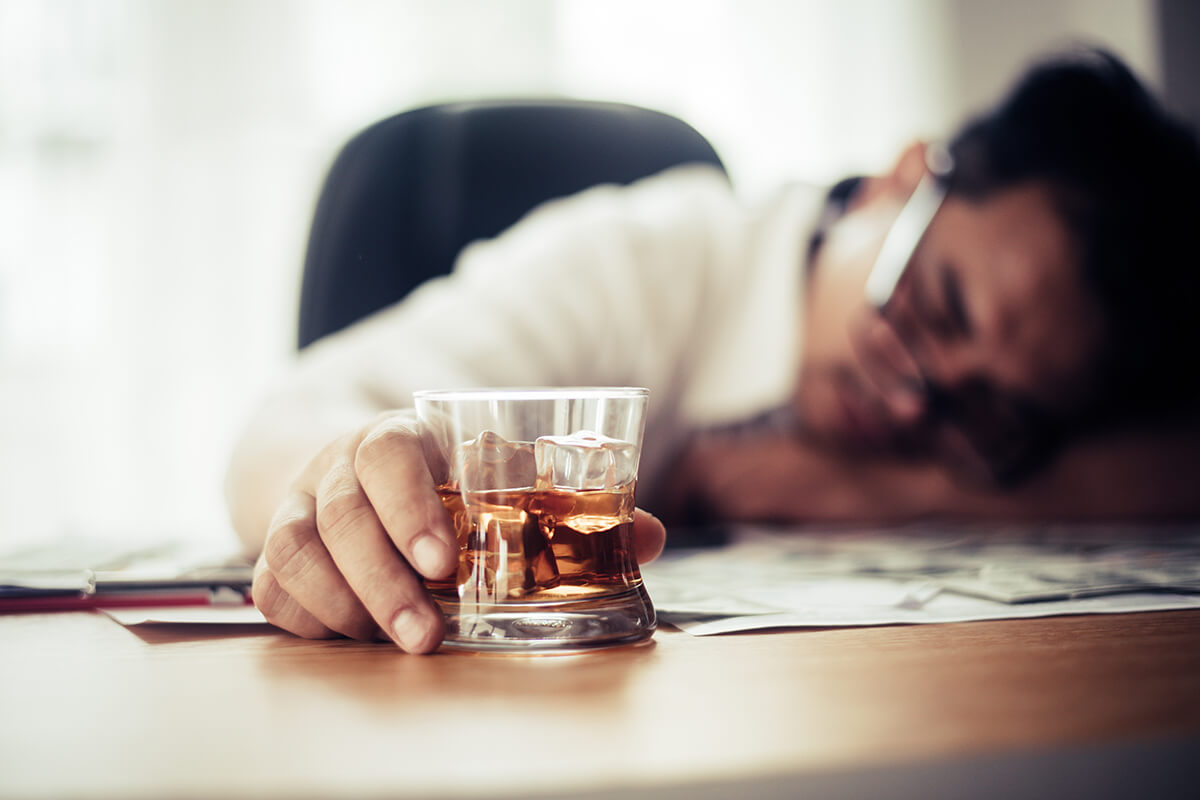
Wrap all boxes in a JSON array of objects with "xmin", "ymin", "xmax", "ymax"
[{"xmin": 0, "ymin": 0, "xmax": 1195, "ymax": 552}]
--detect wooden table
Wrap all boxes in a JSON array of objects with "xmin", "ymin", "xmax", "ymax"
[{"xmin": 2, "ymin": 609, "xmax": 1198, "ymax": 798}]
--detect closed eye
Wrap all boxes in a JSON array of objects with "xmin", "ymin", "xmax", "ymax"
[{"xmin": 940, "ymin": 263, "xmax": 971, "ymax": 338}]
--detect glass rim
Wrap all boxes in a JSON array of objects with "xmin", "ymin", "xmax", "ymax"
[{"xmin": 413, "ymin": 386, "xmax": 649, "ymax": 402}]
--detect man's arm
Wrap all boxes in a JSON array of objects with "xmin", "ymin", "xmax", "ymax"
[
  {"xmin": 952, "ymin": 422, "xmax": 1200, "ymax": 521},
  {"xmin": 662, "ymin": 422, "xmax": 1200, "ymax": 524}
]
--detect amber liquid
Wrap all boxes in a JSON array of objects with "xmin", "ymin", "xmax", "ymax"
[{"xmin": 427, "ymin": 485, "xmax": 641, "ymax": 604}]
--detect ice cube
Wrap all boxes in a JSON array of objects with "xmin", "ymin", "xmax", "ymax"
[
  {"xmin": 453, "ymin": 430, "xmax": 536, "ymax": 491},
  {"xmin": 534, "ymin": 430, "xmax": 638, "ymax": 491}
]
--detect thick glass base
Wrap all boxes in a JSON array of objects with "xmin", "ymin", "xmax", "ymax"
[{"xmin": 435, "ymin": 583, "xmax": 656, "ymax": 652}]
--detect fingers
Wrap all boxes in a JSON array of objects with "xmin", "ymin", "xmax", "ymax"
[
  {"xmin": 851, "ymin": 307, "xmax": 927, "ymax": 424},
  {"xmin": 314, "ymin": 451, "xmax": 445, "ymax": 654},
  {"xmin": 354, "ymin": 417, "xmax": 457, "ymax": 580},
  {"xmin": 256, "ymin": 490, "xmax": 379, "ymax": 641},
  {"xmin": 251, "ymin": 552, "xmax": 337, "ymax": 640},
  {"xmin": 254, "ymin": 413, "xmax": 450, "ymax": 653},
  {"xmin": 633, "ymin": 508, "xmax": 667, "ymax": 565}
]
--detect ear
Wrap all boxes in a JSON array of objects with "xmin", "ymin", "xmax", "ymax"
[{"xmin": 884, "ymin": 140, "xmax": 929, "ymax": 198}]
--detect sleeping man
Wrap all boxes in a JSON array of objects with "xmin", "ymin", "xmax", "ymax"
[{"xmin": 226, "ymin": 48, "xmax": 1200, "ymax": 652}]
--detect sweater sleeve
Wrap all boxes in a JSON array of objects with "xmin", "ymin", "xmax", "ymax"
[
  {"xmin": 286, "ymin": 164, "xmax": 745, "ymax": 408},
  {"xmin": 275, "ymin": 164, "xmax": 821, "ymax": 508}
]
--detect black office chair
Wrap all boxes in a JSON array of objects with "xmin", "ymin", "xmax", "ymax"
[{"xmin": 296, "ymin": 99, "xmax": 726, "ymax": 349}]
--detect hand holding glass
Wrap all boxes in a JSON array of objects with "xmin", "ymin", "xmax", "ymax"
[{"xmin": 414, "ymin": 387, "xmax": 655, "ymax": 651}]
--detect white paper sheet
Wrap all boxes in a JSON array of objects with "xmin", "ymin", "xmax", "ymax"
[
  {"xmin": 102, "ymin": 605, "xmax": 269, "ymax": 626},
  {"xmin": 642, "ymin": 523, "xmax": 1200, "ymax": 636}
]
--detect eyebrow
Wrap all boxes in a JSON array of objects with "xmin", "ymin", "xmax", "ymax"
[{"xmin": 940, "ymin": 264, "xmax": 972, "ymax": 337}]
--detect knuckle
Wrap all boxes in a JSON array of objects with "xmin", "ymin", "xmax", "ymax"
[
  {"xmin": 252, "ymin": 570, "xmax": 337, "ymax": 640},
  {"xmin": 251, "ymin": 569, "xmax": 291, "ymax": 624},
  {"xmin": 267, "ymin": 496, "xmax": 312, "ymax": 532},
  {"xmin": 262, "ymin": 519, "xmax": 323, "ymax": 586},
  {"xmin": 355, "ymin": 424, "xmax": 419, "ymax": 478},
  {"xmin": 315, "ymin": 485, "xmax": 377, "ymax": 545}
]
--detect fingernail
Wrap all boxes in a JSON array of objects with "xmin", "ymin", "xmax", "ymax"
[
  {"xmin": 886, "ymin": 382, "xmax": 926, "ymax": 420},
  {"xmin": 889, "ymin": 391, "xmax": 922, "ymax": 418},
  {"xmin": 412, "ymin": 532, "xmax": 451, "ymax": 577},
  {"xmin": 391, "ymin": 607, "xmax": 425, "ymax": 652}
]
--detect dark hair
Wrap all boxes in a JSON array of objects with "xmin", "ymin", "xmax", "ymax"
[{"xmin": 946, "ymin": 46, "xmax": 1200, "ymax": 428}]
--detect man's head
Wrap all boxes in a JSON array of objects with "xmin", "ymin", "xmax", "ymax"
[{"xmin": 795, "ymin": 47, "xmax": 1200, "ymax": 485}]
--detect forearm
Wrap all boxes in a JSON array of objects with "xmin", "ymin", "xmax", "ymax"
[
  {"xmin": 929, "ymin": 423, "xmax": 1200, "ymax": 522},
  {"xmin": 664, "ymin": 435, "xmax": 946, "ymax": 525},
  {"xmin": 667, "ymin": 424, "xmax": 1200, "ymax": 526}
]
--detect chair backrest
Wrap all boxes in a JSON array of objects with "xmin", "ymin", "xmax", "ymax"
[{"xmin": 296, "ymin": 99, "xmax": 726, "ymax": 349}]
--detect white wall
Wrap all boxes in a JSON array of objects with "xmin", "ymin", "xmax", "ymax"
[
  {"xmin": 0, "ymin": 0, "xmax": 1163, "ymax": 552},
  {"xmin": 940, "ymin": 0, "xmax": 1160, "ymax": 117}
]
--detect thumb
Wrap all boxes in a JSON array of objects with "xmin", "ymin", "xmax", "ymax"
[{"xmin": 632, "ymin": 508, "xmax": 667, "ymax": 565}]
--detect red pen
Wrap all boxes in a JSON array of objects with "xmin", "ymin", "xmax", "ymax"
[{"xmin": 0, "ymin": 587, "xmax": 252, "ymax": 614}]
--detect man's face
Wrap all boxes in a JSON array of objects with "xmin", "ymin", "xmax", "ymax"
[{"xmin": 795, "ymin": 167, "xmax": 1105, "ymax": 481}]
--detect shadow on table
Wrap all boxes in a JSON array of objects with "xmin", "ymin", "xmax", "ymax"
[
  {"xmin": 244, "ymin": 624, "xmax": 659, "ymax": 712},
  {"xmin": 121, "ymin": 621, "xmax": 279, "ymax": 645}
]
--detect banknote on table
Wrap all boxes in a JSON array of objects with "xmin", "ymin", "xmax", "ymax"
[
  {"xmin": 641, "ymin": 523, "xmax": 1200, "ymax": 635},
  {"xmin": 801, "ymin": 522, "xmax": 1200, "ymax": 602}
]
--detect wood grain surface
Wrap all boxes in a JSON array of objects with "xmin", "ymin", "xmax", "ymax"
[{"xmin": 2, "ymin": 610, "xmax": 1198, "ymax": 798}]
